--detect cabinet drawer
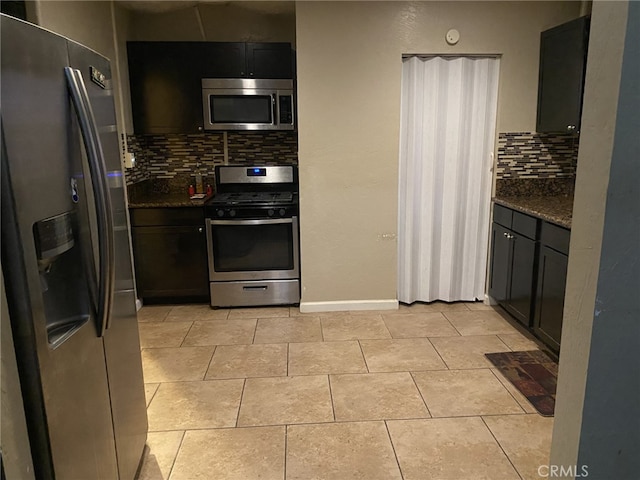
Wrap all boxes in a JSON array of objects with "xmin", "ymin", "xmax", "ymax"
[
  {"xmin": 493, "ymin": 204, "xmax": 513, "ymax": 228},
  {"xmin": 512, "ymin": 211, "xmax": 538, "ymax": 240},
  {"xmin": 541, "ymin": 221, "xmax": 571, "ymax": 255},
  {"xmin": 130, "ymin": 208, "xmax": 204, "ymax": 227}
]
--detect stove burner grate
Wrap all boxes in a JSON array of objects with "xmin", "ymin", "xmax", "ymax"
[{"xmin": 212, "ymin": 191, "xmax": 294, "ymax": 205}]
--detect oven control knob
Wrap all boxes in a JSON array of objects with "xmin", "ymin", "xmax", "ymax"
[
  {"xmin": 279, "ymin": 208, "xmax": 286, "ymax": 217},
  {"xmin": 229, "ymin": 209, "xmax": 236, "ymax": 218},
  {"xmin": 268, "ymin": 209, "xmax": 275, "ymax": 217},
  {"xmin": 216, "ymin": 209, "xmax": 224, "ymax": 217}
]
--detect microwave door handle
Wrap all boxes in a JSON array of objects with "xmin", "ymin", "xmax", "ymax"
[
  {"xmin": 64, "ymin": 67, "xmax": 115, "ymax": 338},
  {"xmin": 272, "ymin": 93, "xmax": 277, "ymax": 126}
]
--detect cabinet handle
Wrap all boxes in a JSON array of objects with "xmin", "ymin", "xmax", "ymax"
[
  {"xmin": 503, "ymin": 232, "xmax": 509, "ymax": 238},
  {"xmin": 567, "ymin": 125, "xmax": 576, "ymax": 131},
  {"xmin": 198, "ymin": 227, "xmax": 203, "ymax": 233}
]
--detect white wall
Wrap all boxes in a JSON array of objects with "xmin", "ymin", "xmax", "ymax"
[
  {"xmin": 295, "ymin": 1, "xmax": 581, "ymax": 305},
  {"xmin": 34, "ymin": 1, "xmax": 296, "ymax": 135},
  {"xmin": 35, "ymin": 1, "xmax": 132, "ymax": 148},
  {"xmin": 127, "ymin": 2, "xmax": 296, "ymax": 43}
]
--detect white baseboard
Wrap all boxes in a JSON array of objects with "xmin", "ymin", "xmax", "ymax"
[{"xmin": 299, "ymin": 299, "xmax": 399, "ymax": 313}]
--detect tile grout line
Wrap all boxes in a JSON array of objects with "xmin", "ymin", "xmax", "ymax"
[
  {"xmin": 441, "ymin": 311, "xmax": 465, "ymax": 337},
  {"xmin": 283, "ymin": 424, "xmax": 288, "ymax": 480},
  {"xmin": 327, "ymin": 374, "xmax": 337, "ymax": 422},
  {"xmin": 480, "ymin": 415, "xmax": 525, "ymax": 480},
  {"xmin": 356, "ymin": 340, "xmax": 371, "ymax": 373},
  {"xmin": 488, "ymin": 368, "xmax": 527, "ymax": 414},
  {"xmin": 494, "ymin": 333, "xmax": 515, "ymax": 352},
  {"xmin": 166, "ymin": 430, "xmax": 187, "ymax": 480},
  {"xmin": 384, "ymin": 420, "xmax": 406, "ymax": 480},
  {"xmin": 202, "ymin": 345, "xmax": 218, "ymax": 381},
  {"xmin": 425, "ymin": 336, "xmax": 452, "ymax": 370},
  {"xmin": 178, "ymin": 320, "xmax": 196, "ymax": 348},
  {"xmin": 145, "ymin": 382, "xmax": 160, "ymax": 408},
  {"xmin": 235, "ymin": 378, "xmax": 247, "ymax": 428},
  {"xmin": 409, "ymin": 371, "xmax": 433, "ymax": 418},
  {"xmin": 251, "ymin": 318, "xmax": 259, "ymax": 344}
]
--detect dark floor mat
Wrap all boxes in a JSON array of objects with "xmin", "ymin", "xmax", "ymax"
[{"xmin": 485, "ymin": 350, "xmax": 557, "ymax": 416}]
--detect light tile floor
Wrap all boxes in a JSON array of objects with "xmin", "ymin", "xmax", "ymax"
[{"xmin": 137, "ymin": 302, "xmax": 553, "ymax": 480}]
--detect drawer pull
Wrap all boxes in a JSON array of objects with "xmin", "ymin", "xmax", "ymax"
[{"xmin": 243, "ymin": 285, "xmax": 268, "ymax": 291}]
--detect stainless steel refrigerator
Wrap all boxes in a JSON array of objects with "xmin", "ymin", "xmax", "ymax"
[{"xmin": 1, "ymin": 15, "xmax": 147, "ymax": 479}]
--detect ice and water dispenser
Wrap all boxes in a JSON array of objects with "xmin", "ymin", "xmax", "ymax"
[{"xmin": 33, "ymin": 211, "xmax": 93, "ymax": 347}]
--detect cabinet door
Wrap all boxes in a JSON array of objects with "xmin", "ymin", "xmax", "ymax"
[
  {"xmin": 132, "ymin": 225, "xmax": 209, "ymax": 300},
  {"xmin": 200, "ymin": 42, "xmax": 246, "ymax": 78},
  {"xmin": 534, "ymin": 246, "xmax": 568, "ymax": 352},
  {"xmin": 246, "ymin": 43, "xmax": 293, "ymax": 78},
  {"xmin": 127, "ymin": 42, "xmax": 203, "ymax": 133},
  {"xmin": 489, "ymin": 223, "xmax": 512, "ymax": 304},
  {"xmin": 507, "ymin": 233, "xmax": 537, "ymax": 326},
  {"xmin": 536, "ymin": 16, "xmax": 590, "ymax": 133}
]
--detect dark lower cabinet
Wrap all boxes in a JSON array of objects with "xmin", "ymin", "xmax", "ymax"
[
  {"xmin": 534, "ymin": 221, "xmax": 571, "ymax": 353},
  {"xmin": 130, "ymin": 208, "xmax": 209, "ymax": 302},
  {"xmin": 489, "ymin": 223, "xmax": 511, "ymax": 304},
  {"xmin": 534, "ymin": 246, "xmax": 568, "ymax": 352},
  {"xmin": 489, "ymin": 203, "xmax": 571, "ymax": 354},
  {"xmin": 489, "ymin": 221, "xmax": 537, "ymax": 327}
]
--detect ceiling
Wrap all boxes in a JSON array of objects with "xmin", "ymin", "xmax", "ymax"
[{"xmin": 117, "ymin": 1, "xmax": 295, "ymax": 15}]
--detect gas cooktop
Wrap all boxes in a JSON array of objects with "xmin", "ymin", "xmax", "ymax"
[{"xmin": 209, "ymin": 191, "xmax": 295, "ymax": 206}]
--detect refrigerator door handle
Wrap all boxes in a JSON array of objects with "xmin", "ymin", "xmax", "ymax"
[{"xmin": 64, "ymin": 67, "xmax": 115, "ymax": 337}]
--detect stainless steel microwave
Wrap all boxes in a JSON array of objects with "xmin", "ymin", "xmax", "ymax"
[{"xmin": 202, "ymin": 78, "xmax": 295, "ymax": 131}]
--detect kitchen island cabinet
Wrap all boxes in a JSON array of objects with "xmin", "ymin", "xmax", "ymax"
[{"xmin": 130, "ymin": 207, "xmax": 209, "ymax": 303}]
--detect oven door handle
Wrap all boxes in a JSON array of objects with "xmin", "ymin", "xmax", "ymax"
[{"xmin": 209, "ymin": 217, "xmax": 295, "ymax": 226}]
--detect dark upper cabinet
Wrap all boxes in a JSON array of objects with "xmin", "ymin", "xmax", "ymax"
[
  {"xmin": 127, "ymin": 41, "xmax": 293, "ymax": 134},
  {"xmin": 246, "ymin": 43, "xmax": 293, "ymax": 78},
  {"xmin": 127, "ymin": 42, "xmax": 204, "ymax": 134},
  {"xmin": 200, "ymin": 42, "xmax": 246, "ymax": 78},
  {"xmin": 536, "ymin": 16, "xmax": 590, "ymax": 133}
]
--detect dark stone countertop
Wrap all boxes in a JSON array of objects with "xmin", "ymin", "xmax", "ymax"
[
  {"xmin": 127, "ymin": 191, "xmax": 212, "ymax": 208},
  {"xmin": 494, "ymin": 195, "xmax": 574, "ymax": 229},
  {"xmin": 127, "ymin": 178, "xmax": 213, "ymax": 208}
]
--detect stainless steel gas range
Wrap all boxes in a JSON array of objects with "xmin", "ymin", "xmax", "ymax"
[{"xmin": 205, "ymin": 165, "xmax": 300, "ymax": 307}]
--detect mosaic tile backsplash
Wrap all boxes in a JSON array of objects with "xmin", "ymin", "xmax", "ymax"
[
  {"xmin": 496, "ymin": 132, "xmax": 579, "ymax": 179},
  {"xmin": 124, "ymin": 131, "xmax": 298, "ymax": 185}
]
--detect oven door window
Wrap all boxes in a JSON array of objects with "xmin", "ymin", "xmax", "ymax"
[
  {"xmin": 212, "ymin": 223, "xmax": 294, "ymax": 272},
  {"xmin": 210, "ymin": 95, "xmax": 273, "ymax": 124}
]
